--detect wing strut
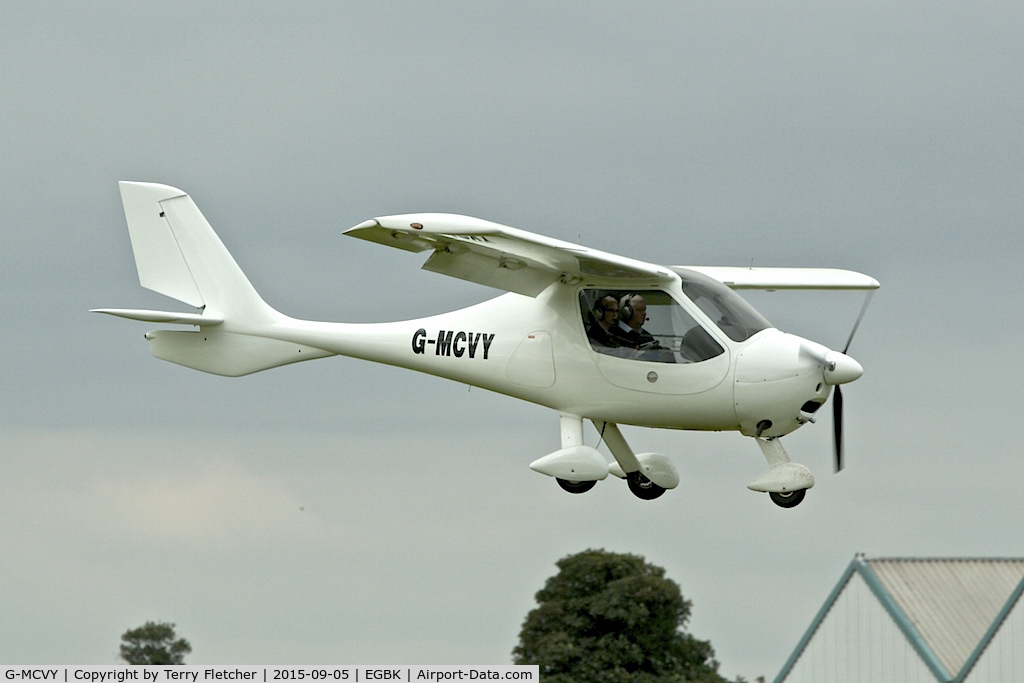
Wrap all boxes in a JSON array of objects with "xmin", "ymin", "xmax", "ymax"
[{"xmin": 843, "ymin": 289, "xmax": 876, "ymax": 354}]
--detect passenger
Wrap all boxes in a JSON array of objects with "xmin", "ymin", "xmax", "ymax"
[
  {"xmin": 587, "ymin": 295, "xmax": 621, "ymax": 349},
  {"xmin": 613, "ymin": 293, "xmax": 658, "ymax": 350}
]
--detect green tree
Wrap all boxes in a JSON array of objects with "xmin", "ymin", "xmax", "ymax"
[
  {"xmin": 513, "ymin": 549, "xmax": 730, "ymax": 682},
  {"xmin": 119, "ymin": 621, "xmax": 191, "ymax": 665}
]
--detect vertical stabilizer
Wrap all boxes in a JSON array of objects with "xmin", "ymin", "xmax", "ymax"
[{"xmin": 118, "ymin": 181, "xmax": 277, "ymax": 325}]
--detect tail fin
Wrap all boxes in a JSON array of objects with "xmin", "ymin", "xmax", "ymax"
[
  {"xmin": 95, "ymin": 183, "xmax": 334, "ymax": 377},
  {"xmin": 118, "ymin": 181, "xmax": 278, "ymax": 326}
]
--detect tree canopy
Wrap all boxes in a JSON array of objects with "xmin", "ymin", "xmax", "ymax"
[
  {"xmin": 513, "ymin": 549, "xmax": 730, "ymax": 682},
  {"xmin": 119, "ymin": 621, "xmax": 192, "ymax": 665}
]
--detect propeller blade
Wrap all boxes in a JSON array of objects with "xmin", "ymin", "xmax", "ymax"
[{"xmin": 833, "ymin": 385, "xmax": 844, "ymax": 472}]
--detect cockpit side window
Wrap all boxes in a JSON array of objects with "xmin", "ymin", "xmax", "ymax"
[{"xmin": 579, "ymin": 289, "xmax": 724, "ymax": 364}]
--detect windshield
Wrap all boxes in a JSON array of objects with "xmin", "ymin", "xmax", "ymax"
[{"xmin": 676, "ymin": 269, "xmax": 772, "ymax": 343}]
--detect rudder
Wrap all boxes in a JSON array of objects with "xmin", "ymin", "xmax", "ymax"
[{"xmin": 119, "ymin": 181, "xmax": 278, "ymax": 326}]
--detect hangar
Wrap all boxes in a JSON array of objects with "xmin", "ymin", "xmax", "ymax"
[{"xmin": 775, "ymin": 555, "xmax": 1024, "ymax": 682}]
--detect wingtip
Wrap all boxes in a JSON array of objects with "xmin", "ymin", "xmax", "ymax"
[{"xmin": 347, "ymin": 219, "xmax": 380, "ymax": 232}]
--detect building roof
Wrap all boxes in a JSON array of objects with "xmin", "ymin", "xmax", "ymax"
[{"xmin": 775, "ymin": 556, "xmax": 1024, "ymax": 683}]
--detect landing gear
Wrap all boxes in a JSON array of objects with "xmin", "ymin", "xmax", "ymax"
[
  {"xmin": 536, "ymin": 418, "xmax": 676, "ymax": 500},
  {"xmin": 769, "ymin": 489, "xmax": 806, "ymax": 508},
  {"xmin": 627, "ymin": 471, "xmax": 666, "ymax": 500},
  {"xmin": 557, "ymin": 478, "xmax": 597, "ymax": 494},
  {"xmin": 748, "ymin": 437, "xmax": 814, "ymax": 509}
]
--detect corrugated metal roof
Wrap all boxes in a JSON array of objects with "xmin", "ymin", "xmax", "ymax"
[{"xmin": 865, "ymin": 558, "xmax": 1024, "ymax": 677}]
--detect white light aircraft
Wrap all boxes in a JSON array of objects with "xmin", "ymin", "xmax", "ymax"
[{"xmin": 95, "ymin": 182, "xmax": 878, "ymax": 508}]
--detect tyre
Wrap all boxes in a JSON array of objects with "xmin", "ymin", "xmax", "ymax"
[
  {"xmin": 557, "ymin": 478, "xmax": 597, "ymax": 494},
  {"xmin": 769, "ymin": 489, "xmax": 806, "ymax": 508},
  {"xmin": 627, "ymin": 471, "xmax": 666, "ymax": 500}
]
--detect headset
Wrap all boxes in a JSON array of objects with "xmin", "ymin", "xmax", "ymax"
[
  {"xmin": 593, "ymin": 294, "xmax": 617, "ymax": 318},
  {"xmin": 619, "ymin": 293, "xmax": 637, "ymax": 323}
]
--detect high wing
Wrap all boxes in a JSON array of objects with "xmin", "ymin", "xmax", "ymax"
[
  {"xmin": 345, "ymin": 213, "xmax": 675, "ymax": 297},
  {"xmin": 675, "ymin": 266, "xmax": 879, "ymax": 291}
]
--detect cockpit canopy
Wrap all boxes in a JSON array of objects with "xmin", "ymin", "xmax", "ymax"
[
  {"xmin": 579, "ymin": 273, "xmax": 772, "ymax": 365},
  {"xmin": 675, "ymin": 268, "xmax": 772, "ymax": 343}
]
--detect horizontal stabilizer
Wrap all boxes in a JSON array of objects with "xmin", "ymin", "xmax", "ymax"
[{"xmin": 90, "ymin": 308, "xmax": 223, "ymax": 326}]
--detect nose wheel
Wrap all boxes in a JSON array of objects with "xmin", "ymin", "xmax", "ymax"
[{"xmin": 748, "ymin": 437, "xmax": 814, "ymax": 509}]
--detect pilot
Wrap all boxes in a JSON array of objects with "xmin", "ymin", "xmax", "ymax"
[
  {"xmin": 587, "ymin": 295, "xmax": 621, "ymax": 349},
  {"xmin": 613, "ymin": 293, "xmax": 658, "ymax": 350}
]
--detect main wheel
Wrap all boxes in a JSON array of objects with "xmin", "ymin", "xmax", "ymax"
[
  {"xmin": 557, "ymin": 478, "xmax": 597, "ymax": 494},
  {"xmin": 769, "ymin": 489, "xmax": 806, "ymax": 508},
  {"xmin": 627, "ymin": 471, "xmax": 666, "ymax": 500}
]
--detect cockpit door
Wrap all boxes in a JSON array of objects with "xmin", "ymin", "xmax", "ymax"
[{"xmin": 579, "ymin": 289, "xmax": 731, "ymax": 395}]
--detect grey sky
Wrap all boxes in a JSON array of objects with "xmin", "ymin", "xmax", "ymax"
[{"xmin": 1, "ymin": 2, "xmax": 1022, "ymax": 679}]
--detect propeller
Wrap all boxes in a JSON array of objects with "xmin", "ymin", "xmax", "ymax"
[
  {"xmin": 832, "ymin": 289, "xmax": 875, "ymax": 473},
  {"xmin": 832, "ymin": 384, "xmax": 844, "ymax": 472}
]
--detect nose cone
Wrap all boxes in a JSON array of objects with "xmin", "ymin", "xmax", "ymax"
[{"xmin": 823, "ymin": 351, "xmax": 863, "ymax": 385}]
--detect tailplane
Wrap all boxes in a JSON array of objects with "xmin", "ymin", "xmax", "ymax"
[{"xmin": 94, "ymin": 182, "xmax": 332, "ymax": 376}]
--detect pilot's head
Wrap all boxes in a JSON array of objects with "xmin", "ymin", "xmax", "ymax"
[{"xmin": 620, "ymin": 294, "xmax": 647, "ymax": 330}]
